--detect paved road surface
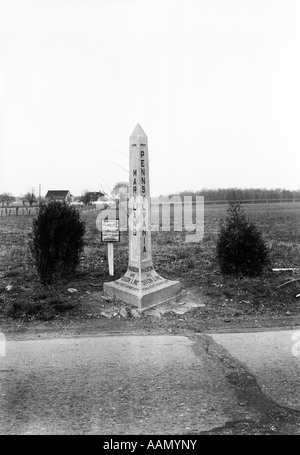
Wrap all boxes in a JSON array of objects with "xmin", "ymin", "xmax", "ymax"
[
  {"xmin": 211, "ymin": 329, "xmax": 300, "ymax": 410},
  {"xmin": 1, "ymin": 332, "xmax": 300, "ymax": 435},
  {"xmin": 0, "ymin": 335, "xmax": 262, "ymax": 435}
]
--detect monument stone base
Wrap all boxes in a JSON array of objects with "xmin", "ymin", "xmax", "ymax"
[{"xmin": 103, "ymin": 266, "xmax": 181, "ymax": 311}]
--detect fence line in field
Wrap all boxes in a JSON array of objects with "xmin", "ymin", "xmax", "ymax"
[
  {"xmin": 203, "ymin": 198, "xmax": 300, "ymax": 205},
  {"xmin": 0, "ymin": 207, "xmax": 39, "ymax": 217},
  {"xmin": 150, "ymin": 198, "xmax": 300, "ymax": 206},
  {"xmin": 0, "ymin": 204, "xmax": 105, "ymax": 217}
]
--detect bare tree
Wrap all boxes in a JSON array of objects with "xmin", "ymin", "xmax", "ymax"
[
  {"xmin": 0, "ymin": 192, "xmax": 15, "ymax": 206},
  {"xmin": 23, "ymin": 189, "xmax": 37, "ymax": 207},
  {"xmin": 80, "ymin": 189, "xmax": 92, "ymax": 206},
  {"xmin": 112, "ymin": 181, "xmax": 129, "ymax": 200}
]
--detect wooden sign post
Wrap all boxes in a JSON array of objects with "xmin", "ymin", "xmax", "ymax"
[{"xmin": 101, "ymin": 220, "xmax": 120, "ymax": 276}]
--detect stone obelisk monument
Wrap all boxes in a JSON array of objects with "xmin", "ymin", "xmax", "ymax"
[{"xmin": 103, "ymin": 123, "xmax": 181, "ymax": 310}]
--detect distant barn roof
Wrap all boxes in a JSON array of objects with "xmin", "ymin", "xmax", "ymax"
[{"xmin": 45, "ymin": 190, "xmax": 71, "ymax": 198}]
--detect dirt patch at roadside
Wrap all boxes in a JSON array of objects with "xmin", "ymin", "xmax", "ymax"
[{"xmin": 1, "ymin": 283, "xmax": 299, "ymax": 341}]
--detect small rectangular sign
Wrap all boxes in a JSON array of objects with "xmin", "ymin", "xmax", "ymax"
[{"xmin": 101, "ymin": 219, "xmax": 120, "ymax": 242}]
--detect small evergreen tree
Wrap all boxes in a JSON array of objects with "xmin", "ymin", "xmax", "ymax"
[
  {"xmin": 29, "ymin": 201, "xmax": 86, "ymax": 286},
  {"xmin": 216, "ymin": 202, "xmax": 270, "ymax": 276}
]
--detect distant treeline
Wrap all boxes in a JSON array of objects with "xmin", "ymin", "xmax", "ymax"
[{"xmin": 167, "ymin": 188, "xmax": 300, "ymax": 201}]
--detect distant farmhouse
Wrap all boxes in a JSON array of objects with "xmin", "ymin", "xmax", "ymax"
[
  {"xmin": 87, "ymin": 191, "xmax": 104, "ymax": 201},
  {"xmin": 45, "ymin": 190, "xmax": 73, "ymax": 203}
]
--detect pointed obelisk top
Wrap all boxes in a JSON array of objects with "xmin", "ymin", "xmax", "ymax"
[{"xmin": 130, "ymin": 123, "xmax": 147, "ymax": 138}]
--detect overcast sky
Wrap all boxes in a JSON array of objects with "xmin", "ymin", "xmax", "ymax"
[{"xmin": 1, "ymin": 0, "xmax": 300, "ymax": 197}]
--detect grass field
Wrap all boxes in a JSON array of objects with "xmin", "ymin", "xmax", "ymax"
[{"xmin": 1, "ymin": 202, "xmax": 300, "ymax": 331}]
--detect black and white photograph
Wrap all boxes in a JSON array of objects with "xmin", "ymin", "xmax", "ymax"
[{"xmin": 1, "ymin": 0, "xmax": 300, "ymax": 439}]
